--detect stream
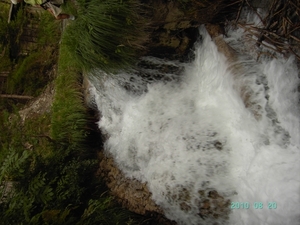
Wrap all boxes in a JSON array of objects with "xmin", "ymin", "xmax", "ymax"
[{"xmin": 88, "ymin": 16, "xmax": 300, "ymax": 225}]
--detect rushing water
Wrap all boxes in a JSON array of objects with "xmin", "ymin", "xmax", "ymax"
[{"xmin": 89, "ymin": 22, "xmax": 300, "ymax": 225}]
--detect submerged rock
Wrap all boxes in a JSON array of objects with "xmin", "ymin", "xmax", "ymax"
[
  {"xmin": 97, "ymin": 150, "xmax": 231, "ymax": 225},
  {"xmin": 97, "ymin": 151, "xmax": 177, "ymax": 225}
]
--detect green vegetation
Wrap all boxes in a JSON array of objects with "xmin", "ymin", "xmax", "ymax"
[
  {"xmin": 0, "ymin": 3, "xmax": 11, "ymax": 65},
  {"xmin": 6, "ymin": 49, "xmax": 54, "ymax": 96},
  {"xmin": 51, "ymin": 43, "xmax": 88, "ymax": 149},
  {"xmin": 0, "ymin": 0, "xmax": 161, "ymax": 223},
  {"xmin": 0, "ymin": 36, "xmax": 149, "ymax": 225},
  {"xmin": 5, "ymin": 12, "xmax": 61, "ymax": 97},
  {"xmin": 37, "ymin": 11, "xmax": 62, "ymax": 47},
  {"xmin": 63, "ymin": 0, "xmax": 149, "ymax": 73},
  {"xmin": 0, "ymin": 6, "xmax": 24, "ymax": 94},
  {"xmin": 0, "ymin": 115, "xmax": 143, "ymax": 224},
  {"xmin": 7, "ymin": 8, "xmax": 27, "ymax": 57},
  {"xmin": 0, "ymin": 4, "xmax": 152, "ymax": 221}
]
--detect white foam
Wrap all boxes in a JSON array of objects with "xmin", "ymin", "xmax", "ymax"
[{"xmin": 89, "ymin": 25, "xmax": 300, "ymax": 225}]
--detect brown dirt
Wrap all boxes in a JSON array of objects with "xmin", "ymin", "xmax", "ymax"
[{"xmin": 18, "ymin": 81, "xmax": 55, "ymax": 123}]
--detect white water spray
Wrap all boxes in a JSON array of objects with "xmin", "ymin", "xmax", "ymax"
[{"xmin": 89, "ymin": 25, "xmax": 300, "ymax": 225}]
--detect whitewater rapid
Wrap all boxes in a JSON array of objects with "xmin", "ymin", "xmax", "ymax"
[{"xmin": 89, "ymin": 24, "xmax": 300, "ymax": 224}]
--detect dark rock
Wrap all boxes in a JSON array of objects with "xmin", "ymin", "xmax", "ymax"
[{"xmin": 142, "ymin": 0, "xmax": 238, "ymax": 61}]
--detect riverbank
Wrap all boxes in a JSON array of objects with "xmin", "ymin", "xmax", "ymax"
[{"xmin": 0, "ymin": 9, "xmax": 155, "ymax": 224}]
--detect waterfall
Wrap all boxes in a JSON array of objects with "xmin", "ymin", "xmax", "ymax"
[{"xmin": 88, "ymin": 23, "xmax": 300, "ymax": 225}]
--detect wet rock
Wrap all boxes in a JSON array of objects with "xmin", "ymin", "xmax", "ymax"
[
  {"xmin": 97, "ymin": 151, "xmax": 164, "ymax": 215},
  {"xmin": 205, "ymin": 23, "xmax": 263, "ymax": 121},
  {"xmin": 158, "ymin": 32, "xmax": 181, "ymax": 49},
  {"xmin": 142, "ymin": 0, "xmax": 240, "ymax": 60},
  {"xmin": 97, "ymin": 149, "xmax": 231, "ymax": 224},
  {"xmin": 197, "ymin": 189, "xmax": 230, "ymax": 221}
]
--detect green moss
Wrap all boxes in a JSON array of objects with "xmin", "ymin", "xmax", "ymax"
[
  {"xmin": 4, "ymin": 10, "xmax": 61, "ymax": 98},
  {"xmin": 6, "ymin": 51, "xmax": 54, "ymax": 96}
]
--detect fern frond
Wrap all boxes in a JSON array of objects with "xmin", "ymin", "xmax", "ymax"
[{"xmin": 0, "ymin": 149, "xmax": 30, "ymax": 181}]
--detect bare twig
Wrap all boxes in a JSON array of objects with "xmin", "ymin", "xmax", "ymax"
[
  {"xmin": 289, "ymin": 47, "xmax": 300, "ymax": 61},
  {"xmin": 257, "ymin": 51, "xmax": 278, "ymax": 61},
  {"xmin": 244, "ymin": 0, "xmax": 264, "ymax": 25},
  {"xmin": 264, "ymin": 0, "xmax": 278, "ymax": 21},
  {"xmin": 237, "ymin": 0, "xmax": 300, "ymax": 60},
  {"xmin": 269, "ymin": 21, "xmax": 278, "ymax": 30},
  {"xmin": 272, "ymin": 5, "xmax": 284, "ymax": 18},
  {"xmin": 256, "ymin": 40, "xmax": 280, "ymax": 52},
  {"xmin": 235, "ymin": 0, "xmax": 245, "ymax": 24},
  {"xmin": 263, "ymin": 34, "xmax": 287, "ymax": 47},
  {"xmin": 290, "ymin": 35, "xmax": 300, "ymax": 43},
  {"xmin": 226, "ymin": 0, "xmax": 242, "ymax": 7},
  {"xmin": 289, "ymin": 0, "xmax": 300, "ymax": 11},
  {"xmin": 287, "ymin": 24, "xmax": 300, "ymax": 36}
]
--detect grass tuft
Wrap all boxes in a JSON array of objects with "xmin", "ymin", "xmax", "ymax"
[
  {"xmin": 63, "ymin": 0, "xmax": 149, "ymax": 73},
  {"xmin": 50, "ymin": 43, "xmax": 88, "ymax": 152}
]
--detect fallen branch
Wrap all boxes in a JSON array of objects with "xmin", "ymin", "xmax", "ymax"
[{"xmin": 0, "ymin": 94, "xmax": 33, "ymax": 100}]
